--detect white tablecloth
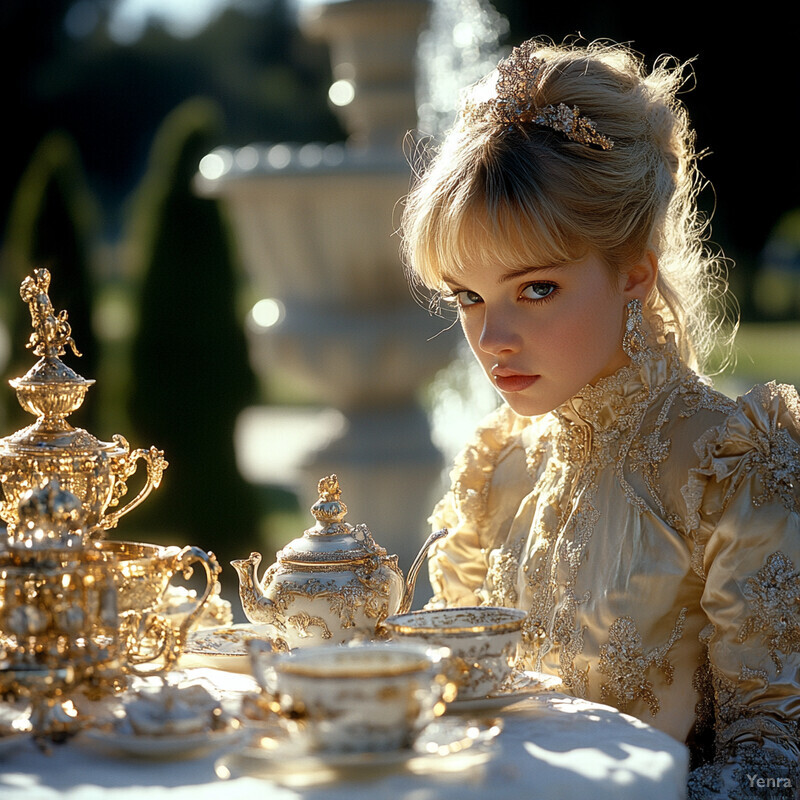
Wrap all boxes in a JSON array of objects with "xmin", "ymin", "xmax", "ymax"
[{"xmin": 0, "ymin": 669, "xmax": 688, "ymax": 800}]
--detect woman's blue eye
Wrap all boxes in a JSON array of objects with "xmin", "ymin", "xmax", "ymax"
[{"xmin": 521, "ymin": 282, "xmax": 556, "ymax": 300}]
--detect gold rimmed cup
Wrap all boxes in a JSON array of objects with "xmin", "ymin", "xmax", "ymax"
[
  {"xmin": 248, "ymin": 640, "xmax": 454, "ymax": 753},
  {"xmin": 382, "ymin": 606, "xmax": 527, "ymax": 700}
]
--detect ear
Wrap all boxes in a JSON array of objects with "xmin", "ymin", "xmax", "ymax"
[{"xmin": 621, "ymin": 250, "xmax": 658, "ymax": 300}]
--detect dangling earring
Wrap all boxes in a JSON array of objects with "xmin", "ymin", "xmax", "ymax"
[{"xmin": 622, "ymin": 299, "xmax": 647, "ymax": 363}]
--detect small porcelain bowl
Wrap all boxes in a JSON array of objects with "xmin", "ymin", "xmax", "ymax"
[
  {"xmin": 382, "ymin": 606, "xmax": 527, "ymax": 700},
  {"xmin": 248, "ymin": 640, "xmax": 453, "ymax": 753},
  {"xmin": 124, "ymin": 683, "xmax": 223, "ymax": 736}
]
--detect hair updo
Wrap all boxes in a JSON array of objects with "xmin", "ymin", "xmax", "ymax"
[{"xmin": 401, "ymin": 39, "xmax": 732, "ymax": 373}]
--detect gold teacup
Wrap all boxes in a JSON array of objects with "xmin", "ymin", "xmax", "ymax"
[{"xmin": 94, "ymin": 540, "xmax": 221, "ymax": 670}]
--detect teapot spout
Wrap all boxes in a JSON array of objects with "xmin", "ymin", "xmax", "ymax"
[
  {"xmin": 398, "ymin": 528, "xmax": 448, "ymax": 614},
  {"xmin": 230, "ymin": 552, "xmax": 285, "ymax": 632}
]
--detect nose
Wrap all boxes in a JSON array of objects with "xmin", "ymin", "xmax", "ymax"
[{"xmin": 478, "ymin": 307, "xmax": 522, "ymax": 355}]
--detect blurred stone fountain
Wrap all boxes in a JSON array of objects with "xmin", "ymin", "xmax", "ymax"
[{"xmin": 196, "ymin": 0, "xmax": 455, "ymax": 590}]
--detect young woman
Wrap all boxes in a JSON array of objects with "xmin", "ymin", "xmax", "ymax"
[{"xmin": 401, "ymin": 39, "xmax": 800, "ymax": 798}]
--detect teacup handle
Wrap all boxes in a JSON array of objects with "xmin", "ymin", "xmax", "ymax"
[
  {"xmin": 102, "ymin": 443, "xmax": 168, "ymax": 531},
  {"xmin": 247, "ymin": 638, "xmax": 279, "ymax": 695},
  {"xmin": 171, "ymin": 545, "xmax": 222, "ymax": 641}
]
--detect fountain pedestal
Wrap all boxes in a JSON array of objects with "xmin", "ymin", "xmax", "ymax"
[{"xmin": 196, "ymin": 0, "xmax": 455, "ymax": 593}]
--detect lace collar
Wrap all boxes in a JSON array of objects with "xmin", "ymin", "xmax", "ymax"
[{"xmin": 554, "ymin": 335, "xmax": 682, "ymax": 434}]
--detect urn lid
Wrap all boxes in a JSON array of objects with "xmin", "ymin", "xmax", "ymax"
[
  {"xmin": 0, "ymin": 269, "xmax": 123, "ymax": 457},
  {"xmin": 277, "ymin": 474, "xmax": 388, "ymax": 565}
]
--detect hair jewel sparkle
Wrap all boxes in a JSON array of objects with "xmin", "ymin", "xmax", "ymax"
[{"xmin": 462, "ymin": 41, "xmax": 614, "ymax": 150}]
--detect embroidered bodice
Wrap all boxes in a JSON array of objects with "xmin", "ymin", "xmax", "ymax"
[{"xmin": 427, "ymin": 338, "xmax": 800, "ymax": 798}]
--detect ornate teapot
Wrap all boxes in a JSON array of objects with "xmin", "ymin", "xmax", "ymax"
[{"xmin": 232, "ymin": 474, "xmax": 447, "ymax": 650}]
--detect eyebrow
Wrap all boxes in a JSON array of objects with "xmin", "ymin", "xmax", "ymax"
[
  {"xmin": 442, "ymin": 263, "xmax": 566, "ymax": 289},
  {"xmin": 497, "ymin": 264, "xmax": 567, "ymax": 283}
]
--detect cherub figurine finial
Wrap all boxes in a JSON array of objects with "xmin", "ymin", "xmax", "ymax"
[
  {"xmin": 317, "ymin": 474, "xmax": 342, "ymax": 501},
  {"xmin": 19, "ymin": 268, "xmax": 82, "ymax": 358}
]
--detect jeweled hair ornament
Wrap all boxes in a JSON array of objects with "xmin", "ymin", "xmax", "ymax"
[{"xmin": 462, "ymin": 41, "xmax": 614, "ymax": 150}]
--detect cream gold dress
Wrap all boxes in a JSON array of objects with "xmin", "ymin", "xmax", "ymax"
[{"xmin": 426, "ymin": 333, "xmax": 800, "ymax": 797}]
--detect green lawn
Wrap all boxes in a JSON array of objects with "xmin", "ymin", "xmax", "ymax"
[{"xmin": 715, "ymin": 322, "xmax": 800, "ymax": 398}]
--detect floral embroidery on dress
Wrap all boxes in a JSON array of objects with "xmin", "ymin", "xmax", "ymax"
[
  {"xmin": 688, "ymin": 744, "xmax": 799, "ymax": 800},
  {"xmin": 748, "ymin": 427, "xmax": 800, "ymax": 512},
  {"xmin": 552, "ymin": 588, "xmax": 589, "ymax": 697},
  {"xmin": 736, "ymin": 551, "xmax": 800, "ymax": 671},
  {"xmin": 445, "ymin": 404, "xmax": 522, "ymax": 527},
  {"xmin": 684, "ymin": 382, "xmax": 800, "ymax": 531},
  {"xmin": 598, "ymin": 608, "xmax": 687, "ymax": 715},
  {"xmin": 485, "ymin": 539, "xmax": 523, "ymax": 606},
  {"xmin": 627, "ymin": 385, "xmax": 677, "ymax": 522},
  {"xmin": 679, "ymin": 376, "xmax": 737, "ymax": 419}
]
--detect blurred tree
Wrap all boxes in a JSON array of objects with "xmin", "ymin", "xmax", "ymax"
[
  {"xmin": 124, "ymin": 96, "xmax": 261, "ymax": 572},
  {"xmin": 1, "ymin": 130, "xmax": 100, "ymax": 431},
  {"xmin": 754, "ymin": 209, "xmax": 800, "ymax": 321},
  {"xmin": 2, "ymin": 0, "xmax": 342, "ymax": 243},
  {"xmin": 0, "ymin": 0, "xmax": 76, "ymax": 236}
]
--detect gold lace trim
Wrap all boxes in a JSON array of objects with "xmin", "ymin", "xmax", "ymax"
[
  {"xmin": 737, "ymin": 550, "xmax": 800, "ymax": 671},
  {"xmin": 484, "ymin": 539, "xmax": 523, "ymax": 607},
  {"xmin": 597, "ymin": 608, "xmax": 687, "ymax": 715}
]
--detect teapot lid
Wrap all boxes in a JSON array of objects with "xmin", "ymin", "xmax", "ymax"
[{"xmin": 277, "ymin": 474, "xmax": 388, "ymax": 565}]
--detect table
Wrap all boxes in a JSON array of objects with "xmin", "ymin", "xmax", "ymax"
[{"xmin": 0, "ymin": 669, "xmax": 689, "ymax": 800}]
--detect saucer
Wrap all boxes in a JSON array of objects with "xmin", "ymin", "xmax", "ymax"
[
  {"xmin": 82, "ymin": 716, "xmax": 245, "ymax": 759},
  {"xmin": 447, "ymin": 670, "xmax": 561, "ymax": 713},
  {"xmin": 180, "ymin": 623, "xmax": 276, "ymax": 673},
  {"xmin": 217, "ymin": 717, "xmax": 502, "ymax": 785}
]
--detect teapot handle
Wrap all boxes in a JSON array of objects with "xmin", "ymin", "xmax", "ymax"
[{"xmin": 398, "ymin": 528, "xmax": 449, "ymax": 614}]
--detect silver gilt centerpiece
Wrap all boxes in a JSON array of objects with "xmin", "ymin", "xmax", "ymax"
[{"xmin": 0, "ymin": 268, "xmax": 167, "ymax": 538}]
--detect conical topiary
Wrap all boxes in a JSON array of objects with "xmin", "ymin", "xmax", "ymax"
[{"xmin": 124, "ymin": 97, "xmax": 261, "ymax": 569}]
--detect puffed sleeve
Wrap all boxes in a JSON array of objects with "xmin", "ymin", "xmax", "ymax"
[
  {"xmin": 427, "ymin": 404, "xmax": 531, "ymax": 608},
  {"xmin": 682, "ymin": 382, "xmax": 800, "ymax": 798}
]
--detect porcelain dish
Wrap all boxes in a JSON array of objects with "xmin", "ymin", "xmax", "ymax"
[
  {"xmin": 216, "ymin": 716, "xmax": 502, "ymax": 784},
  {"xmin": 446, "ymin": 670, "xmax": 561, "ymax": 712},
  {"xmin": 83, "ymin": 716, "xmax": 244, "ymax": 759},
  {"xmin": 180, "ymin": 623, "xmax": 277, "ymax": 673}
]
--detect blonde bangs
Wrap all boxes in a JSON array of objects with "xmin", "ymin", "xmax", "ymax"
[{"xmin": 405, "ymin": 175, "xmax": 587, "ymax": 292}]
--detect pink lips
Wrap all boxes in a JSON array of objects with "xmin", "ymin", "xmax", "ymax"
[{"xmin": 492, "ymin": 367, "xmax": 538, "ymax": 393}]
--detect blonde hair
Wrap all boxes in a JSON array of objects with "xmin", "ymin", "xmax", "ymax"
[{"xmin": 401, "ymin": 39, "xmax": 734, "ymax": 373}]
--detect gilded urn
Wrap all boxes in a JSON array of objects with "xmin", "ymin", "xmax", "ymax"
[
  {"xmin": 0, "ymin": 269, "xmax": 167, "ymax": 538},
  {"xmin": 232, "ymin": 474, "xmax": 447, "ymax": 649}
]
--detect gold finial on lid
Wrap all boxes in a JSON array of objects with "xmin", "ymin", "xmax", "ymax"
[
  {"xmin": 20, "ymin": 268, "xmax": 82, "ymax": 359},
  {"xmin": 310, "ymin": 474, "xmax": 348, "ymax": 529}
]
